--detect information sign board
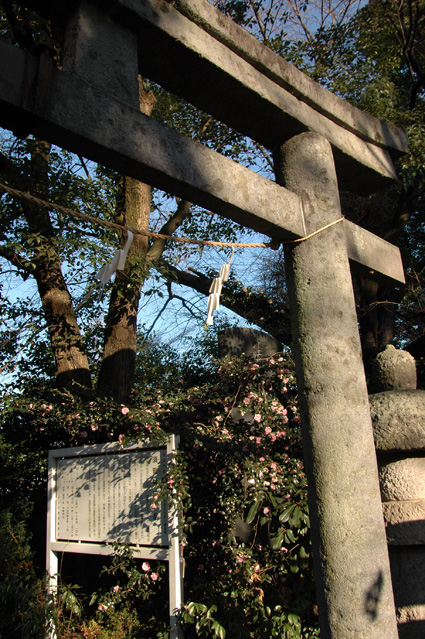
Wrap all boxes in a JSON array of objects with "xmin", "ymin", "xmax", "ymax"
[
  {"xmin": 46, "ymin": 438, "xmax": 182, "ymax": 638},
  {"xmin": 55, "ymin": 449, "xmax": 168, "ymax": 546}
]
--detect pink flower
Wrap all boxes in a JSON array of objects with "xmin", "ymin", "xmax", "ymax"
[
  {"xmin": 121, "ymin": 406, "xmax": 129, "ymax": 415},
  {"xmin": 118, "ymin": 434, "xmax": 124, "ymax": 444},
  {"xmin": 150, "ymin": 572, "xmax": 159, "ymax": 581},
  {"xmin": 263, "ymin": 506, "xmax": 271, "ymax": 515},
  {"xmin": 113, "ymin": 585, "xmax": 120, "ymax": 593},
  {"xmin": 264, "ymin": 426, "xmax": 272, "ymax": 434},
  {"xmin": 80, "ymin": 430, "xmax": 88, "ymax": 438},
  {"xmin": 142, "ymin": 562, "xmax": 150, "ymax": 571},
  {"xmin": 254, "ymin": 414, "xmax": 262, "ymax": 423}
]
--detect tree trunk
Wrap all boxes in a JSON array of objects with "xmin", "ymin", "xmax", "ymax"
[
  {"xmin": 25, "ymin": 139, "xmax": 91, "ymax": 390},
  {"xmin": 97, "ymin": 83, "xmax": 156, "ymax": 400}
]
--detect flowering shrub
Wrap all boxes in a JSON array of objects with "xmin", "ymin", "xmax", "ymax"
[
  {"xmin": 166, "ymin": 355, "xmax": 319, "ymax": 639},
  {"xmin": 0, "ymin": 353, "xmax": 319, "ymax": 638}
]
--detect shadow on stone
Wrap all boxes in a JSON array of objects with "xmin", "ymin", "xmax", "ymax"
[{"xmin": 364, "ymin": 570, "xmax": 384, "ymax": 621}]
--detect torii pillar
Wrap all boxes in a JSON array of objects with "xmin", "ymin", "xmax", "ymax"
[{"xmin": 275, "ymin": 132, "xmax": 399, "ymax": 638}]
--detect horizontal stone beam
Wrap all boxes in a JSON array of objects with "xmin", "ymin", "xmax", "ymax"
[
  {"xmin": 0, "ymin": 40, "xmax": 405, "ymax": 285},
  {"xmin": 107, "ymin": 0, "xmax": 404, "ymax": 195},
  {"xmin": 344, "ymin": 220, "xmax": 405, "ymax": 286},
  {"xmin": 174, "ymin": 0, "xmax": 407, "ymax": 155},
  {"xmin": 12, "ymin": 0, "xmax": 408, "ymax": 194},
  {"xmin": 0, "ymin": 39, "xmax": 303, "ymax": 240}
]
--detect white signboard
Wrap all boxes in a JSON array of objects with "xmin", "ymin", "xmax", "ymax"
[
  {"xmin": 55, "ymin": 450, "xmax": 168, "ymax": 546},
  {"xmin": 46, "ymin": 439, "xmax": 182, "ymax": 639}
]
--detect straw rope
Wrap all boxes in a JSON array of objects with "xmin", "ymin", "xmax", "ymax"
[{"xmin": 0, "ymin": 181, "xmax": 344, "ymax": 248}]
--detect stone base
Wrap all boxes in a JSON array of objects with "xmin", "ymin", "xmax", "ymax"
[
  {"xmin": 379, "ymin": 457, "xmax": 425, "ymax": 501},
  {"xmin": 383, "ymin": 500, "xmax": 425, "ymax": 545},
  {"xmin": 369, "ymin": 390, "xmax": 425, "ymax": 451}
]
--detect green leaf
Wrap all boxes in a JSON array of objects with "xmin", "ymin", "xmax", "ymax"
[
  {"xmin": 288, "ymin": 613, "xmax": 300, "ymax": 625},
  {"xmin": 279, "ymin": 503, "xmax": 296, "ymax": 523},
  {"xmin": 270, "ymin": 530, "xmax": 284, "ymax": 550},
  {"xmin": 284, "ymin": 529, "xmax": 296, "ymax": 543},
  {"xmin": 246, "ymin": 500, "xmax": 262, "ymax": 524},
  {"xmin": 213, "ymin": 620, "xmax": 226, "ymax": 639},
  {"xmin": 289, "ymin": 506, "xmax": 301, "ymax": 528},
  {"xmin": 299, "ymin": 545, "xmax": 310, "ymax": 559}
]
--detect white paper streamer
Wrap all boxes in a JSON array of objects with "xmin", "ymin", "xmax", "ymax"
[
  {"xmin": 206, "ymin": 251, "xmax": 234, "ymax": 325},
  {"xmin": 95, "ymin": 230, "xmax": 134, "ymax": 285}
]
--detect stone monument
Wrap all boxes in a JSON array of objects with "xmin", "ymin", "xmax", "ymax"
[{"xmin": 370, "ymin": 346, "xmax": 425, "ymax": 638}]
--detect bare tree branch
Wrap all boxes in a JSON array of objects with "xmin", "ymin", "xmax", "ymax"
[{"xmin": 155, "ymin": 259, "xmax": 292, "ymax": 344}]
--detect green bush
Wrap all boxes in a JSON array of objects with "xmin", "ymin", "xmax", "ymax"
[{"xmin": 0, "ymin": 353, "xmax": 319, "ymax": 638}]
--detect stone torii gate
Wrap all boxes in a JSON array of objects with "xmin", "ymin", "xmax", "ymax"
[{"xmin": 0, "ymin": 1, "xmax": 408, "ymax": 637}]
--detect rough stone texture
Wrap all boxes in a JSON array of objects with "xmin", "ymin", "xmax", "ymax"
[
  {"xmin": 379, "ymin": 457, "xmax": 425, "ymax": 502},
  {"xmin": 389, "ymin": 546, "xmax": 425, "ymax": 638},
  {"xmin": 62, "ymin": 1, "xmax": 139, "ymax": 107},
  {"xmin": 276, "ymin": 132, "xmax": 398, "ymax": 638},
  {"xmin": 369, "ymin": 345, "xmax": 417, "ymax": 393},
  {"xmin": 369, "ymin": 390, "xmax": 425, "ymax": 451},
  {"xmin": 383, "ymin": 500, "xmax": 425, "ymax": 545},
  {"xmin": 218, "ymin": 328, "xmax": 280, "ymax": 360}
]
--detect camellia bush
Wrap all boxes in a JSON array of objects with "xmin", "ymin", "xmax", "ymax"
[{"xmin": 0, "ymin": 351, "xmax": 319, "ymax": 639}]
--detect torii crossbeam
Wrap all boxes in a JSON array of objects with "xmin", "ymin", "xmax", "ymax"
[{"xmin": 0, "ymin": 1, "xmax": 406, "ymax": 637}]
